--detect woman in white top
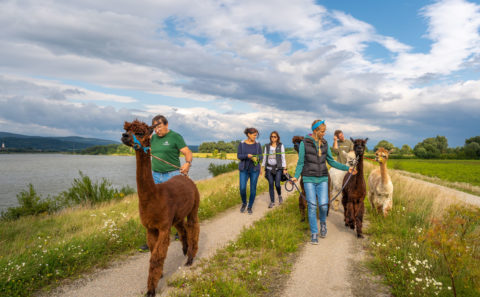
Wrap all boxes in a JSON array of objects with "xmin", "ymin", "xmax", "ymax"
[{"xmin": 262, "ymin": 131, "xmax": 287, "ymax": 208}]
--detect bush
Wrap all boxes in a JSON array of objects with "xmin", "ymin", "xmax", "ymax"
[
  {"xmin": 1, "ymin": 172, "xmax": 136, "ymax": 221},
  {"xmin": 208, "ymin": 161, "xmax": 238, "ymax": 177},
  {"xmin": 0, "ymin": 184, "xmax": 60, "ymax": 220}
]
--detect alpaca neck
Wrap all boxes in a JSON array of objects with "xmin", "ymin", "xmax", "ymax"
[
  {"xmin": 380, "ymin": 161, "xmax": 389, "ymax": 184},
  {"xmin": 135, "ymin": 150, "xmax": 156, "ymax": 202}
]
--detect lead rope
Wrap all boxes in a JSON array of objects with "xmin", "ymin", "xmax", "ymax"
[{"xmin": 284, "ymin": 156, "xmax": 359, "ymax": 208}]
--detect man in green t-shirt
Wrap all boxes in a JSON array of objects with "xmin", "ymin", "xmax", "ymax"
[
  {"xmin": 332, "ymin": 130, "xmax": 354, "ymax": 164},
  {"xmin": 150, "ymin": 115, "xmax": 192, "ymax": 183},
  {"xmin": 138, "ymin": 115, "xmax": 192, "ymax": 252}
]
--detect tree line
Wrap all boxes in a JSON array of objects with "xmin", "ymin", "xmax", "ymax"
[{"xmin": 373, "ymin": 135, "xmax": 480, "ymax": 159}]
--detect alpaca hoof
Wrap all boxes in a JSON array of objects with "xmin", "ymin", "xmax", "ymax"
[
  {"xmin": 357, "ymin": 233, "xmax": 364, "ymax": 238},
  {"xmin": 185, "ymin": 258, "xmax": 194, "ymax": 266},
  {"xmin": 349, "ymin": 224, "xmax": 355, "ymax": 230},
  {"xmin": 145, "ymin": 290, "xmax": 156, "ymax": 297}
]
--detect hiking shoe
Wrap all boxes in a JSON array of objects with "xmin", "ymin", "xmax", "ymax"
[
  {"xmin": 247, "ymin": 207, "xmax": 253, "ymax": 215},
  {"xmin": 310, "ymin": 234, "xmax": 319, "ymax": 245},
  {"xmin": 175, "ymin": 232, "xmax": 179, "ymax": 241},
  {"xmin": 320, "ymin": 222, "xmax": 327, "ymax": 238},
  {"xmin": 278, "ymin": 196, "xmax": 283, "ymax": 204},
  {"xmin": 138, "ymin": 244, "xmax": 149, "ymax": 252},
  {"xmin": 240, "ymin": 204, "xmax": 247, "ymax": 213},
  {"xmin": 268, "ymin": 202, "xmax": 275, "ymax": 208}
]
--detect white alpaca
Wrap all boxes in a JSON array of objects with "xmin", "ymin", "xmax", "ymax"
[
  {"xmin": 368, "ymin": 147, "xmax": 394, "ymax": 216},
  {"xmin": 329, "ymin": 151, "xmax": 356, "ymax": 211}
]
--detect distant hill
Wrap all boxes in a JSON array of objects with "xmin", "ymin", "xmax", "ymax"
[{"xmin": 0, "ymin": 132, "xmax": 118, "ymax": 152}]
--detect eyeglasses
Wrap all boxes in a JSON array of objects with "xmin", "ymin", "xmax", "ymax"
[{"xmin": 270, "ymin": 136, "xmax": 278, "ymax": 138}]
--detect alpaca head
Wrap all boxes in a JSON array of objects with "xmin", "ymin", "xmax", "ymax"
[
  {"xmin": 350, "ymin": 137, "xmax": 368, "ymax": 157},
  {"xmin": 292, "ymin": 136, "xmax": 304, "ymax": 153},
  {"xmin": 122, "ymin": 120, "xmax": 154, "ymax": 152},
  {"xmin": 375, "ymin": 147, "xmax": 392, "ymax": 164},
  {"xmin": 341, "ymin": 151, "xmax": 357, "ymax": 166}
]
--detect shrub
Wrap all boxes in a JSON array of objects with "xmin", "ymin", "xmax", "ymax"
[
  {"xmin": 0, "ymin": 185, "xmax": 59, "ymax": 220},
  {"xmin": 208, "ymin": 161, "xmax": 238, "ymax": 177}
]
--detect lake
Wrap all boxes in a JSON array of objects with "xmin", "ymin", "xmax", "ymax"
[{"xmin": 0, "ymin": 154, "xmax": 234, "ymax": 211}]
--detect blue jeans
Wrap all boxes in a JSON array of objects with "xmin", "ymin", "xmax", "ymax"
[
  {"xmin": 304, "ymin": 181, "xmax": 329, "ymax": 234},
  {"xmin": 266, "ymin": 169, "xmax": 281, "ymax": 202},
  {"xmin": 239, "ymin": 168, "xmax": 260, "ymax": 208},
  {"xmin": 152, "ymin": 170, "xmax": 180, "ymax": 184}
]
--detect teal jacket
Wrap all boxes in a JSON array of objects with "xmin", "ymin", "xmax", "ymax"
[{"xmin": 294, "ymin": 135, "xmax": 349, "ymax": 183}]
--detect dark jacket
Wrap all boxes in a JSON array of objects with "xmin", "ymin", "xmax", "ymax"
[
  {"xmin": 301, "ymin": 137, "xmax": 328, "ymax": 177},
  {"xmin": 237, "ymin": 141, "xmax": 263, "ymax": 171}
]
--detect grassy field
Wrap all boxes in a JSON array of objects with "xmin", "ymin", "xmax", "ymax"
[
  {"xmin": 192, "ymin": 152, "xmax": 237, "ymax": 160},
  {"xmin": 387, "ymin": 159, "xmax": 480, "ymax": 187},
  {"xmin": 364, "ymin": 163, "xmax": 480, "ymax": 297},
  {"xmin": 0, "ymin": 168, "xmax": 271, "ymax": 296}
]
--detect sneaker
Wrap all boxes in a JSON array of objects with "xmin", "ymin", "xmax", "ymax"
[
  {"xmin": 174, "ymin": 232, "xmax": 179, "ymax": 241},
  {"xmin": 247, "ymin": 207, "xmax": 253, "ymax": 215},
  {"xmin": 310, "ymin": 234, "xmax": 319, "ymax": 245},
  {"xmin": 268, "ymin": 202, "xmax": 275, "ymax": 208},
  {"xmin": 278, "ymin": 196, "xmax": 283, "ymax": 204},
  {"xmin": 138, "ymin": 244, "xmax": 149, "ymax": 252},
  {"xmin": 240, "ymin": 204, "xmax": 247, "ymax": 213},
  {"xmin": 320, "ymin": 222, "xmax": 327, "ymax": 238}
]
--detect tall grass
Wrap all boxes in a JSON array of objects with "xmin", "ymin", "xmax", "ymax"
[
  {"xmin": 366, "ymin": 169, "xmax": 480, "ymax": 296},
  {"xmin": 207, "ymin": 161, "xmax": 238, "ymax": 177}
]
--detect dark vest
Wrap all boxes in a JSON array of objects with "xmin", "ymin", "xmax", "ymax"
[
  {"xmin": 301, "ymin": 138, "xmax": 328, "ymax": 177},
  {"xmin": 265, "ymin": 143, "xmax": 283, "ymax": 170}
]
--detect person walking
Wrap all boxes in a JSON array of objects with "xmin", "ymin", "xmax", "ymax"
[
  {"xmin": 261, "ymin": 131, "xmax": 287, "ymax": 208},
  {"xmin": 290, "ymin": 120, "xmax": 355, "ymax": 244},
  {"xmin": 139, "ymin": 114, "xmax": 193, "ymax": 251},
  {"xmin": 237, "ymin": 127, "xmax": 263, "ymax": 215},
  {"xmin": 332, "ymin": 129, "xmax": 354, "ymax": 164}
]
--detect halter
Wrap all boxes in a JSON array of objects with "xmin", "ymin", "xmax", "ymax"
[{"xmin": 132, "ymin": 134, "xmax": 150, "ymax": 154}]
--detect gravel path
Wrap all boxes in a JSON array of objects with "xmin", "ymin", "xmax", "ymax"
[{"xmin": 40, "ymin": 191, "xmax": 278, "ymax": 297}]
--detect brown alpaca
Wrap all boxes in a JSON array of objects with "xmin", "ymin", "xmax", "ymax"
[
  {"xmin": 342, "ymin": 138, "xmax": 368, "ymax": 238},
  {"xmin": 121, "ymin": 120, "xmax": 200, "ymax": 297},
  {"xmin": 368, "ymin": 147, "xmax": 393, "ymax": 216},
  {"xmin": 292, "ymin": 136, "xmax": 332, "ymax": 221}
]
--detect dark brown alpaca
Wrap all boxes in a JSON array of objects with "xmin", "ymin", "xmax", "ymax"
[
  {"xmin": 121, "ymin": 120, "xmax": 200, "ymax": 297},
  {"xmin": 342, "ymin": 137, "xmax": 368, "ymax": 238},
  {"xmin": 292, "ymin": 136, "xmax": 307, "ymax": 221}
]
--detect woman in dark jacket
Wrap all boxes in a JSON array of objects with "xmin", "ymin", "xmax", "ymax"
[
  {"xmin": 261, "ymin": 131, "xmax": 287, "ymax": 208},
  {"xmin": 237, "ymin": 127, "xmax": 263, "ymax": 214}
]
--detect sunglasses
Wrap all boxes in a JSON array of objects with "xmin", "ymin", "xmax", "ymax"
[{"xmin": 270, "ymin": 136, "xmax": 278, "ymax": 138}]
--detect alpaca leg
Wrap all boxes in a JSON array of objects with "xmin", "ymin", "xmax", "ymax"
[
  {"xmin": 347, "ymin": 202, "xmax": 355, "ymax": 229},
  {"xmin": 174, "ymin": 220, "xmax": 188, "ymax": 256},
  {"xmin": 342, "ymin": 193, "xmax": 349, "ymax": 226},
  {"xmin": 368, "ymin": 191, "xmax": 375, "ymax": 213},
  {"xmin": 147, "ymin": 229, "xmax": 159, "ymax": 253},
  {"xmin": 355, "ymin": 202, "xmax": 365, "ymax": 238},
  {"xmin": 299, "ymin": 194, "xmax": 306, "ymax": 222},
  {"xmin": 146, "ymin": 230, "xmax": 170, "ymax": 297},
  {"xmin": 185, "ymin": 212, "xmax": 200, "ymax": 266}
]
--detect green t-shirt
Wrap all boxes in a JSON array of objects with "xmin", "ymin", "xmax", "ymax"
[{"xmin": 151, "ymin": 130, "xmax": 187, "ymax": 173}]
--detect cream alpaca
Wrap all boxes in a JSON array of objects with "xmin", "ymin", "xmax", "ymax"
[
  {"xmin": 367, "ymin": 147, "xmax": 394, "ymax": 216},
  {"xmin": 329, "ymin": 151, "xmax": 356, "ymax": 211}
]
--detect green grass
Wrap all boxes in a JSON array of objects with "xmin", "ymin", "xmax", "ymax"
[
  {"xmin": 365, "ymin": 166, "xmax": 480, "ymax": 297},
  {"xmin": 387, "ymin": 159, "xmax": 480, "ymax": 187},
  {"xmin": 167, "ymin": 194, "xmax": 308, "ymax": 297}
]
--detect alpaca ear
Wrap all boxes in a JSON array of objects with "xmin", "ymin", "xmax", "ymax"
[
  {"xmin": 350, "ymin": 137, "xmax": 354, "ymax": 142},
  {"xmin": 365, "ymin": 138, "xmax": 369, "ymax": 143},
  {"xmin": 389, "ymin": 148, "xmax": 395, "ymax": 153},
  {"xmin": 148, "ymin": 126, "xmax": 154, "ymax": 135}
]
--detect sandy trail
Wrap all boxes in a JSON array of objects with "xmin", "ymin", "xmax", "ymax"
[{"xmin": 41, "ymin": 191, "xmax": 277, "ymax": 297}]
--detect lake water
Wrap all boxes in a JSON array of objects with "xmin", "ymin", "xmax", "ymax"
[{"xmin": 0, "ymin": 154, "xmax": 233, "ymax": 211}]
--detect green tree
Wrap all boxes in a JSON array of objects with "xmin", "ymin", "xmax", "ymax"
[
  {"xmin": 465, "ymin": 142, "xmax": 480, "ymax": 158},
  {"xmin": 399, "ymin": 144, "xmax": 413, "ymax": 155},
  {"xmin": 413, "ymin": 135, "xmax": 449, "ymax": 159},
  {"xmin": 374, "ymin": 140, "xmax": 395, "ymax": 152}
]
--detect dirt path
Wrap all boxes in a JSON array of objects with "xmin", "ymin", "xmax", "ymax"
[
  {"xmin": 281, "ymin": 210, "xmax": 390, "ymax": 297},
  {"xmin": 41, "ymin": 191, "xmax": 278, "ymax": 297}
]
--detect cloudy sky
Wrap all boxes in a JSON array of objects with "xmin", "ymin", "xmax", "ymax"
[{"xmin": 1, "ymin": 0, "xmax": 479, "ymax": 148}]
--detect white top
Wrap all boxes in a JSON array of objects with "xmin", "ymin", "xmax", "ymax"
[{"xmin": 261, "ymin": 144, "xmax": 287, "ymax": 169}]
